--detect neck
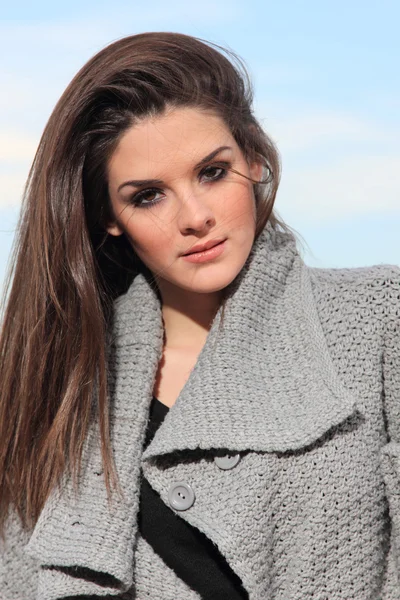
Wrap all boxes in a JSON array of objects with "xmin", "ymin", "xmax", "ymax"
[{"xmin": 155, "ymin": 279, "xmax": 223, "ymax": 351}]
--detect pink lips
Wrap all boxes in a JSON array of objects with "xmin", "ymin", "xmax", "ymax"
[
  {"xmin": 182, "ymin": 237, "xmax": 226, "ymax": 256},
  {"xmin": 181, "ymin": 240, "xmax": 226, "ymax": 263}
]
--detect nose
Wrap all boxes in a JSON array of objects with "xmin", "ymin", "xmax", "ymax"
[{"xmin": 176, "ymin": 188, "xmax": 216, "ymax": 233}]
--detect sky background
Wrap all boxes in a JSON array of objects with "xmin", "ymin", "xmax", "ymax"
[{"xmin": 1, "ymin": 0, "xmax": 399, "ymax": 295}]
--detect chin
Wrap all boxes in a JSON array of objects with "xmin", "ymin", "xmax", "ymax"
[{"xmin": 179, "ymin": 267, "xmax": 243, "ymax": 295}]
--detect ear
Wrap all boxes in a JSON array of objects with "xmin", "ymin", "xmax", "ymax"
[
  {"xmin": 106, "ymin": 221, "xmax": 124, "ymax": 236},
  {"xmin": 249, "ymin": 159, "xmax": 264, "ymax": 183}
]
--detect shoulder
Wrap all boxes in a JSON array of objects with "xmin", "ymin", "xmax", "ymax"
[
  {"xmin": 306, "ymin": 262, "xmax": 400, "ymax": 338},
  {"xmin": 307, "ymin": 262, "xmax": 400, "ymax": 299},
  {"xmin": 307, "ymin": 262, "xmax": 400, "ymax": 286}
]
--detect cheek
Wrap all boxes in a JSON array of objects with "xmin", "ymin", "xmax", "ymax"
[
  {"xmin": 224, "ymin": 186, "xmax": 256, "ymax": 224},
  {"xmin": 125, "ymin": 218, "xmax": 173, "ymax": 264}
]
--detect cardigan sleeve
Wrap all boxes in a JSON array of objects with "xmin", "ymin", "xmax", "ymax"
[{"xmin": 379, "ymin": 266, "xmax": 400, "ymax": 589}]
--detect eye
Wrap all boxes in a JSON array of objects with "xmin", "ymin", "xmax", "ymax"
[
  {"xmin": 200, "ymin": 163, "xmax": 230, "ymax": 183},
  {"xmin": 130, "ymin": 188, "xmax": 164, "ymax": 208}
]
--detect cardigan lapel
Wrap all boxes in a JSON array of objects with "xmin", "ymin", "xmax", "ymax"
[
  {"xmin": 142, "ymin": 220, "xmax": 359, "ymax": 460},
  {"xmin": 24, "ymin": 272, "xmax": 165, "ymax": 595},
  {"xmin": 24, "ymin": 221, "xmax": 360, "ymax": 597}
]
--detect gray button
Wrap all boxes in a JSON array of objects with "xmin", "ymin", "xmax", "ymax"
[
  {"xmin": 168, "ymin": 481, "xmax": 195, "ymax": 511},
  {"xmin": 214, "ymin": 453, "xmax": 241, "ymax": 470}
]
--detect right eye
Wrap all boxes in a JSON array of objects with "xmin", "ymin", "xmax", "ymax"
[{"xmin": 130, "ymin": 188, "xmax": 165, "ymax": 208}]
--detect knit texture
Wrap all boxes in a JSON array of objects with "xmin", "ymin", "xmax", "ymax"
[{"xmin": 1, "ymin": 221, "xmax": 399, "ymax": 599}]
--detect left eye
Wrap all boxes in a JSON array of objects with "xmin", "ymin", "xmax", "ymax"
[{"xmin": 200, "ymin": 165, "xmax": 228, "ymax": 182}]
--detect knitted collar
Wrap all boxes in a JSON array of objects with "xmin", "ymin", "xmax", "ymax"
[
  {"xmin": 116, "ymin": 219, "xmax": 357, "ymax": 458},
  {"xmin": 25, "ymin": 220, "xmax": 358, "ymax": 595}
]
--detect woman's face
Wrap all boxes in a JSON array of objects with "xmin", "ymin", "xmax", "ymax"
[{"xmin": 106, "ymin": 106, "xmax": 262, "ymax": 295}]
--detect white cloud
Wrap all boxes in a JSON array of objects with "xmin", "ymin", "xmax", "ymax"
[
  {"xmin": 277, "ymin": 154, "xmax": 400, "ymax": 224},
  {"xmin": 0, "ymin": 172, "xmax": 28, "ymax": 209},
  {"xmin": 256, "ymin": 109, "xmax": 397, "ymax": 152},
  {"xmin": 251, "ymin": 107, "xmax": 400, "ymax": 224},
  {"xmin": 0, "ymin": 132, "xmax": 38, "ymax": 162},
  {"xmin": 0, "ymin": 134, "xmax": 38, "ymax": 208},
  {"xmin": 0, "ymin": 75, "xmax": 38, "ymax": 112}
]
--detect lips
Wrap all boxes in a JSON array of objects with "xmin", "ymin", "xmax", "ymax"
[{"xmin": 182, "ymin": 238, "xmax": 226, "ymax": 256}]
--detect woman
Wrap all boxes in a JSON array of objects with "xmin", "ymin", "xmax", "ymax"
[{"xmin": 0, "ymin": 32, "xmax": 399, "ymax": 600}]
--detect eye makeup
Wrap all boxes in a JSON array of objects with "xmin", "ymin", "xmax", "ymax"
[{"xmin": 128, "ymin": 161, "xmax": 232, "ymax": 209}]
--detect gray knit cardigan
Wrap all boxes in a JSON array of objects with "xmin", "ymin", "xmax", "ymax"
[{"xmin": 1, "ymin": 221, "xmax": 400, "ymax": 599}]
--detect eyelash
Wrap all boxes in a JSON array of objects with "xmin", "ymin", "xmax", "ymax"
[{"xmin": 129, "ymin": 162, "xmax": 231, "ymax": 208}]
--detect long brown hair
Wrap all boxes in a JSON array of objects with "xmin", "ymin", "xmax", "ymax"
[{"xmin": 0, "ymin": 31, "xmax": 292, "ymax": 538}]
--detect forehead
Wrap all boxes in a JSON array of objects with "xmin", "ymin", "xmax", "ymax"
[{"xmin": 107, "ymin": 106, "xmax": 234, "ymax": 181}]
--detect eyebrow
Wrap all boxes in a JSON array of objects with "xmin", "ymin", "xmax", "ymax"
[{"xmin": 117, "ymin": 145, "xmax": 232, "ymax": 193}]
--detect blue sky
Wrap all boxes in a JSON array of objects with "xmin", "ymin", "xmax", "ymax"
[{"xmin": 1, "ymin": 0, "xmax": 399, "ymax": 293}]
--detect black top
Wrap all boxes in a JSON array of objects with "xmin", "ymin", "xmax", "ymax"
[{"xmin": 138, "ymin": 395, "xmax": 249, "ymax": 600}]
